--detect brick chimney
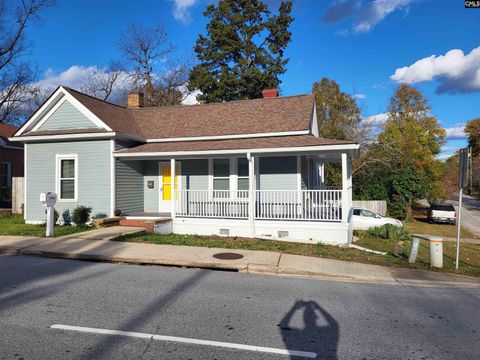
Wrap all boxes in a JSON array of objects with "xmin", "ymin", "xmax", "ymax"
[
  {"xmin": 262, "ymin": 88, "xmax": 279, "ymax": 98},
  {"xmin": 128, "ymin": 92, "xmax": 144, "ymax": 108}
]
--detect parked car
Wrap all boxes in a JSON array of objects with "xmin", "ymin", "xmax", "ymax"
[
  {"xmin": 352, "ymin": 207, "xmax": 403, "ymax": 230},
  {"xmin": 427, "ymin": 203, "xmax": 456, "ymax": 225}
]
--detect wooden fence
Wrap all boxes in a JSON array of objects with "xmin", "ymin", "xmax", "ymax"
[
  {"xmin": 11, "ymin": 177, "xmax": 24, "ymax": 214},
  {"xmin": 352, "ymin": 200, "xmax": 387, "ymax": 216}
]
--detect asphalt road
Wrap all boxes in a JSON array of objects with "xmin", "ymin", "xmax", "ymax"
[
  {"xmin": 1, "ymin": 255, "xmax": 479, "ymax": 360},
  {"xmin": 451, "ymin": 193, "xmax": 480, "ymax": 238}
]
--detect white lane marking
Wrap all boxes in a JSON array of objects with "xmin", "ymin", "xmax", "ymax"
[{"xmin": 50, "ymin": 324, "xmax": 317, "ymax": 359}]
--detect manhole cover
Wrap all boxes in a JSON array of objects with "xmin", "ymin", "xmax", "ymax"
[{"xmin": 212, "ymin": 252, "xmax": 244, "ymax": 260}]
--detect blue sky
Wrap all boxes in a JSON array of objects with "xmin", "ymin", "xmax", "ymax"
[{"xmin": 24, "ymin": 0, "xmax": 479, "ymax": 158}]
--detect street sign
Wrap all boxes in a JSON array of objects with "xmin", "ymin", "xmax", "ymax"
[{"xmin": 459, "ymin": 148, "xmax": 468, "ymax": 189}]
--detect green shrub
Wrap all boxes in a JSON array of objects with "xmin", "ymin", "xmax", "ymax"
[
  {"xmin": 364, "ymin": 224, "xmax": 410, "ymax": 242},
  {"xmin": 114, "ymin": 209, "xmax": 122, "ymax": 216},
  {"xmin": 72, "ymin": 206, "xmax": 92, "ymax": 226}
]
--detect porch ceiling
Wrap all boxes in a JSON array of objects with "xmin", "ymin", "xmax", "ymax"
[{"xmin": 114, "ymin": 135, "xmax": 359, "ymax": 159}]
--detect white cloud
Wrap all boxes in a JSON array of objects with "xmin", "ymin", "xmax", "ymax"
[
  {"xmin": 445, "ymin": 125, "xmax": 467, "ymax": 139},
  {"xmin": 391, "ymin": 47, "xmax": 480, "ymax": 94},
  {"xmin": 354, "ymin": 0, "xmax": 418, "ymax": 33},
  {"xmin": 33, "ymin": 65, "xmax": 199, "ymax": 105},
  {"xmin": 363, "ymin": 112, "xmax": 388, "ymax": 126},
  {"xmin": 323, "ymin": 0, "xmax": 419, "ymax": 34},
  {"xmin": 172, "ymin": 0, "xmax": 199, "ymax": 24},
  {"xmin": 353, "ymin": 93, "xmax": 366, "ymax": 99}
]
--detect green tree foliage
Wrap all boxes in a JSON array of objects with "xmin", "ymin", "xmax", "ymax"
[
  {"xmin": 354, "ymin": 84, "xmax": 446, "ymax": 219},
  {"xmin": 312, "ymin": 78, "xmax": 361, "ymax": 141},
  {"xmin": 312, "ymin": 78, "xmax": 362, "ymax": 186},
  {"xmin": 465, "ymin": 117, "xmax": 480, "ymax": 156},
  {"xmin": 188, "ymin": 0, "xmax": 293, "ymax": 103}
]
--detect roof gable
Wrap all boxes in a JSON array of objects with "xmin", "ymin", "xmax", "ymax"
[
  {"xmin": 36, "ymin": 99, "xmax": 99, "ymax": 131},
  {"xmin": 14, "ymin": 86, "xmax": 113, "ymax": 137}
]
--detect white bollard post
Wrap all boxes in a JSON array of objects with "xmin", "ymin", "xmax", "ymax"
[
  {"xmin": 429, "ymin": 236, "xmax": 443, "ymax": 268},
  {"xmin": 46, "ymin": 205, "xmax": 54, "ymax": 237},
  {"xmin": 409, "ymin": 237, "xmax": 421, "ymax": 263}
]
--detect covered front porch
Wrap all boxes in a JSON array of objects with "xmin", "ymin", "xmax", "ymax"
[{"xmin": 113, "ymin": 137, "xmax": 358, "ymax": 244}]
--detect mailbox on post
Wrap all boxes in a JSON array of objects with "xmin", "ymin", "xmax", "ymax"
[{"xmin": 40, "ymin": 192, "xmax": 57, "ymax": 236}]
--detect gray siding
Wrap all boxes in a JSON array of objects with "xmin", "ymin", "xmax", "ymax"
[
  {"xmin": 116, "ymin": 159, "xmax": 143, "ymax": 215},
  {"xmin": 25, "ymin": 140, "xmax": 111, "ymax": 222},
  {"xmin": 143, "ymin": 161, "xmax": 159, "ymax": 212},
  {"xmin": 181, "ymin": 159, "xmax": 208, "ymax": 190},
  {"xmin": 258, "ymin": 156, "xmax": 298, "ymax": 190},
  {"xmin": 37, "ymin": 101, "xmax": 98, "ymax": 130}
]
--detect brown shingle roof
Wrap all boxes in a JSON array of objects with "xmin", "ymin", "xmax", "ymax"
[
  {"xmin": 64, "ymin": 87, "xmax": 314, "ymax": 140},
  {"xmin": 116, "ymin": 135, "xmax": 355, "ymax": 154},
  {"xmin": 0, "ymin": 123, "xmax": 22, "ymax": 147}
]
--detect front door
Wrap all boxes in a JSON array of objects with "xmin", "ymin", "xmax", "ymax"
[{"xmin": 159, "ymin": 162, "xmax": 179, "ymax": 212}]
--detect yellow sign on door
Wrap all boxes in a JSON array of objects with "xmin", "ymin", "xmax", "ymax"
[{"xmin": 162, "ymin": 165, "xmax": 178, "ymax": 200}]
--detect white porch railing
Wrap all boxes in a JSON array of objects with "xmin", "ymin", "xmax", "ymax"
[
  {"xmin": 177, "ymin": 190, "xmax": 249, "ymax": 218},
  {"xmin": 177, "ymin": 189, "xmax": 342, "ymax": 221},
  {"xmin": 255, "ymin": 190, "xmax": 342, "ymax": 221}
]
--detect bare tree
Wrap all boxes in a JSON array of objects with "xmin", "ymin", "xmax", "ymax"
[
  {"xmin": 0, "ymin": 0, "xmax": 55, "ymax": 124},
  {"xmin": 118, "ymin": 24, "xmax": 191, "ymax": 107},
  {"xmin": 80, "ymin": 61, "xmax": 126, "ymax": 102}
]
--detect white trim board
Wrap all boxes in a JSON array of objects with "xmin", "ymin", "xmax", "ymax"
[
  {"xmin": 146, "ymin": 130, "xmax": 310, "ymax": 143},
  {"xmin": 114, "ymin": 144, "xmax": 360, "ymax": 158}
]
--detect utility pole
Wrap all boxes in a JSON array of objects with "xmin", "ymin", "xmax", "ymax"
[
  {"xmin": 456, "ymin": 148, "xmax": 469, "ymax": 270},
  {"xmin": 469, "ymin": 147, "xmax": 473, "ymax": 195}
]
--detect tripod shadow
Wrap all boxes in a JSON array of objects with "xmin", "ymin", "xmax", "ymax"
[{"xmin": 280, "ymin": 300, "xmax": 339, "ymax": 359}]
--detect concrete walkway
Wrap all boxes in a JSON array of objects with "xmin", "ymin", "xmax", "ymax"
[{"xmin": 0, "ymin": 226, "xmax": 479, "ymax": 288}]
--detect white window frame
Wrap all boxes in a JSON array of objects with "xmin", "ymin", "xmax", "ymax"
[
  {"xmin": 55, "ymin": 154, "xmax": 78, "ymax": 202},
  {"xmin": 210, "ymin": 158, "xmax": 231, "ymax": 198},
  {"xmin": 235, "ymin": 158, "xmax": 249, "ymax": 198},
  {"xmin": 1, "ymin": 162, "xmax": 11, "ymax": 189}
]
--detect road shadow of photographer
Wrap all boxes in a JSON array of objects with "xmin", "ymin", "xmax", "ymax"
[{"xmin": 279, "ymin": 300, "xmax": 339, "ymax": 359}]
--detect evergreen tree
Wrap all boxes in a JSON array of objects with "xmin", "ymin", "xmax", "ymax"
[{"xmin": 188, "ymin": 0, "xmax": 293, "ymax": 103}]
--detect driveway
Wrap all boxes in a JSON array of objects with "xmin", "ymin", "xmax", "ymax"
[{"xmin": 450, "ymin": 193, "xmax": 480, "ymax": 238}]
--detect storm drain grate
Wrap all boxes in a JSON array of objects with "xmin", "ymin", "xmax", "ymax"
[{"xmin": 212, "ymin": 252, "xmax": 244, "ymax": 260}]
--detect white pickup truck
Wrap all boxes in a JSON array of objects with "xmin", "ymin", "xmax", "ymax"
[{"xmin": 427, "ymin": 203, "xmax": 456, "ymax": 225}]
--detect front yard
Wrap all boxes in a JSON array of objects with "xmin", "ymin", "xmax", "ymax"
[
  {"xmin": 0, "ymin": 215, "xmax": 93, "ymax": 237},
  {"xmin": 404, "ymin": 210, "xmax": 475, "ymax": 238},
  {"xmin": 112, "ymin": 231, "xmax": 480, "ymax": 278}
]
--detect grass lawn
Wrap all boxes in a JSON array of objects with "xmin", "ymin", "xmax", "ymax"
[
  {"xmin": 356, "ymin": 236, "xmax": 480, "ymax": 277},
  {"xmin": 0, "ymin": 215, "xmax": 93, "ymax": 237},
  {"xmin": 404, "ymin": 210, "xmax": 475, "ymax": 239}
]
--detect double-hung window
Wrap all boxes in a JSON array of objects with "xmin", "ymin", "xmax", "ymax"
[
  {"xmin": 56, "ymin": 155, "xmax": 77, "ymax": 201},
  {"xmin": 1, "ymin": 162, "xmax": 11, "ymax": 189},
  {"xmin": 237, "ymin": 158, "xmax": 249, "ymax": 197},
  {"xmin": 212, "ymin": 159, "xmax": 230, "ymax": 198}
]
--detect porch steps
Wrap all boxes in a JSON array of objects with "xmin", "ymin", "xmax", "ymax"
[{"xmin": 119, "ymin": 218, "xmax": 172, "ymax": 233}]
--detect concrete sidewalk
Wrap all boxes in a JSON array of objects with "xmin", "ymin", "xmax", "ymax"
[{"xmin": 0, "ymin": 227, "xmax": 479, "ymax": 288}]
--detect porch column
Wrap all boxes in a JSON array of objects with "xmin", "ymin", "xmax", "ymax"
[
  {"xmin": 317, "ymin": 161, "xmax": 324, "ymax": 189},
  {"xmin": 341, "ymin": 153, "xmax": 348, "ymax": 223},
  {"xmin": 248, "ymin": 153, "xmax": 255, "ymax": 237},
  {"xmin": 170, "ymin": 158, "xmax": 176, "ymax": 219}
]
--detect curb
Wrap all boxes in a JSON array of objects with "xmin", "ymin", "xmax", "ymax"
[{"xmin": 11, "ymin": 248, "xmax": 480, "ymax": 288}]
